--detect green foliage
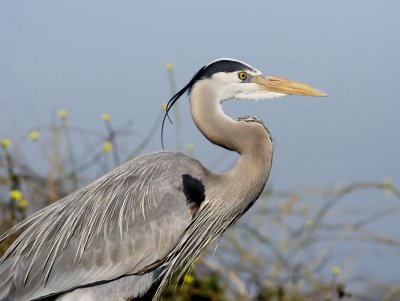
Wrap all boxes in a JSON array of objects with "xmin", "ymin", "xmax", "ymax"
[{"xmin": 161, "ymin": 273, "xmax": 228, "ymax": 301}]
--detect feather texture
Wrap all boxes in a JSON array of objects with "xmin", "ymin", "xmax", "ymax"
[{"xmin": 0, "ymin": 151, "xmax": 208, "ymax": 300}]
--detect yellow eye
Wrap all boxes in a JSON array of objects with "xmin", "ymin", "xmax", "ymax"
[{"xmin": 238, "ymin": 72, "xmax": 248, "ymax": 81}]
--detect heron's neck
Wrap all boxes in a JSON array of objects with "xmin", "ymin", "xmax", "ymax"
[{"xmin": 190, "ymin": 82, "xmax": 273, "ymax": 199}]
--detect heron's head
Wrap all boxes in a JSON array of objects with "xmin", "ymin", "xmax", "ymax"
[
  {"xmin": 165, "ymin": 58, "xmax": 325, "ymax": 109},
  {"xmin": 188, "ymin": 58, "xmax": 326, "ymax": 102}
]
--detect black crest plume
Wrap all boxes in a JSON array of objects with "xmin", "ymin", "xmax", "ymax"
[{"xmin": 161, "ymin": 65, "xmax": 206, "ymax": 148}]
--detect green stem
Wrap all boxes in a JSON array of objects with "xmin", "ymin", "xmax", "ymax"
[
  {"xmin": 62, "ymin": 119, "xmax": 78, "ymax": 190},
  {"xmin": 167, "ymin": 66, "xmax": 181, "ymax": 151}
]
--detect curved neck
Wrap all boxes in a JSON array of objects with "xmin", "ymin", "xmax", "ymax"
[
  {"xmin": 189, "ymin": 81, "xmax": 273, "ymax": 200},
  {"xmin": 190, "ymin": 82, "xmax": 240, "ymax": 152}
]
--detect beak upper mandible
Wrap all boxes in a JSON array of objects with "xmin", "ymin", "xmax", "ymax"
[{"xmin": 253, "ymin": 75, "xmax": 327, "ymax": 97}]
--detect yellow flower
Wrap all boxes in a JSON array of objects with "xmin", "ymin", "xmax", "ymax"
[
  {"xmin": 0, "ymin": 138, "xmax": 11, "ymax": 150},
  {"xmin": 10, "ymin": 189, "xmax": 23, "ymax": 201},
  {"xmin": 17, "ymin": 199, "xmax": 28, "ymax": 210},
  {"xmin": 331, "ymin": 266, "xmax": 341, "ymax": 277},
  {"xmin": 383, "ymin": 177, "xmax": 393, "ymax": 196},
  {"xmin": 165, "ymin": 63, "xmax": 174, "ymax": 71},
  {"xmin": 183, "ymin": 274, "xmax": 194, "ymax": 285},
  {"xmin": 102, "ymin": 141, "xmax": 112, "ymax": 155},
  {"xmin": 57, "ymin": 109, "xmax": 69, "ymax": 119},
  {"xmin": 160, "ymin": 103, "xmax": 167, "ymax": 112},
  {"xmin": 186, "ymin": 143, "xmax": 195, "ymax": 153},
  {"xmin": 29, "ymin": 130, "xmax": 40, "ymax": 141},
  {"xmin": 102, "ymin": 113, "xmax": 111, "ymax": 122}
]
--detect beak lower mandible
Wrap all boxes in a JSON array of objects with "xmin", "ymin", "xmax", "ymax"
[{"xmin": 253, "ymin": 75, "xmax": 327, "ymax": 97}]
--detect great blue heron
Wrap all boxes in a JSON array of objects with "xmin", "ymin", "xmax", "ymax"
[{"xmin": 0, "ymin": 58, "xmax": 325, "ymax": 300}]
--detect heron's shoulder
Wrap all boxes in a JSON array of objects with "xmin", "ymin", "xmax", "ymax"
[
  {"xmin": 124, "ymin": 151, "xmax": 206, "ymax": 173},
  {"xmin": 133, "ymin": 150, "xmax": 195, "ymax": 162},
  {"xmin": 235, "ymin": 115, "xmax": 273, "ymax": 142},
  {"xmin": 84, "ymin": 151, "xmax": 209, "ymax": 193}
]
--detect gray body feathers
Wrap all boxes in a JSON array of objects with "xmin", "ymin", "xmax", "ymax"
[{"xmin": 0, "ymin": 151, "xmax": 209, "ymax": 300}]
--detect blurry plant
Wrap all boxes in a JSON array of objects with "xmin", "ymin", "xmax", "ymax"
[
  {"xmin": 165, "ymin": 62, "xmax": 182, "ymax": 151},
  {"xmin": 57, "ymin": 109, "xmax": 69, "ymax": 119},
  {"xmin": 102, "ymin": 140, "xmax": 113, "ymax": 155},
  {"xmin": 0, "ymin": 138, "xmax": 11, "ymax": 150},
  {"xmin": 160, "ymin": 272, "xmax": 228, "ymax": 301},
  {"xmin": 101, "ymin": 113, "xmax": 120, "ymax": 165},
  {"xmin": 28, "ymin": 130, "xmax": 40, "ymax": 142},
  {"xmin": 194, "ymin": 182, "xmax": 400, "ymax": 301}
]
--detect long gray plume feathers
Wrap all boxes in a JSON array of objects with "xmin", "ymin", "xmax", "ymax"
[{"xmin": 0, "ymin": 151, "xmax": 206, "ymax": 300}]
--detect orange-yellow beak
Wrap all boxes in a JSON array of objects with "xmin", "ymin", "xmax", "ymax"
[{"xmin": 253, "ymin": 75, "xmax": 327, "ymax": 97}]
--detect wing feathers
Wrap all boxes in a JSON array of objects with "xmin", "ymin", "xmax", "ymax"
[{"xmin": 0, "ymin": 151, "xmax": 206, "ymax": 300}]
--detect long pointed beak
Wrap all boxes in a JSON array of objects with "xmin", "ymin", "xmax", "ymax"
[{"xmin": 253, "ymin": 75, "xmax": 327, "ymax": 97}]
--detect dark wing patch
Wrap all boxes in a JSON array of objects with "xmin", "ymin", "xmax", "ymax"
[{"xmin": 182, "ymin": 174, "xmax": 205, "ymax": 216}]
